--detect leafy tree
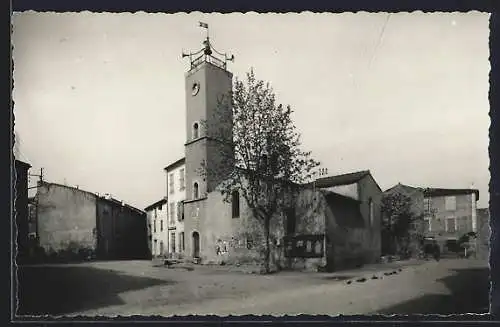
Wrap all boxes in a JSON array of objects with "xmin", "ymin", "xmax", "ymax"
[
  {"xmin": 200, "ymin": 69, "xmax": 319, "ymax": 273},
  {"xmin": 381, "ymin": 192, "xmax": 422, "ymax": 256}
]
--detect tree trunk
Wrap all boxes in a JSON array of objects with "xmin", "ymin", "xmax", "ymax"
[{"xmin": 263, "ymin": 216, "xmax": 271, "ymax": 273}]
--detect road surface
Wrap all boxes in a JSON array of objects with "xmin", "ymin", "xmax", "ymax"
[
  {"xmin": 154, "ymin": 258, "xmax": 490, "ymax": 316},
  {"xmin": 17, "ymin": 258, "xmax": 489, "ymax": 317}
]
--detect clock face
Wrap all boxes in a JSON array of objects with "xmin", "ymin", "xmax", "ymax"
[{"xmin": 191, "ymin": 82, "xmax": 200, "ymax": 96}]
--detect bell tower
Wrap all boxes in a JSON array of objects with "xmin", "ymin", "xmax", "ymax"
[
  {"xmin": 183, "ymin": 22, "xmax": 234, "ymax": 200},
  {"xmin": 181, "ymin": 23, "xmax": 234, "ymax": 259}
]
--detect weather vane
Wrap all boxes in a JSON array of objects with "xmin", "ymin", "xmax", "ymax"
[{"xmin": 182, "ymin": 22, "xmax": 235, "ymax": 71}]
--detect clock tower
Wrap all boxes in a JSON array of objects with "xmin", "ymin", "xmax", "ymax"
[{"xmin": 182, "ymin": 25, "xmax": 234, "ymax": 260}]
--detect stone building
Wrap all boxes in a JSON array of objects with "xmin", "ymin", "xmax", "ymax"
[
  {"xmin": 144, "ymin": 198, "xmax": 168, "ymax": 257},
  {"xmin": 313, "ymin": 171, "xmax": 383, "ymax": 264},
  {"xmin": 422, "ymin": 187, "xmax": 479, "ymax": 253},
  {"xmin": 160, "ymin": 35, "xmax": 383, "ymax": 270},
  {"xmin": 287, "ymin": 171, "xmax": 383, "ymax": 271},
  {"xmin": 382, "ymin": 183, "xmax": 425, "ymax": 255},
  {"xmin": 14, "ymin": 159, "xmax": 31, "ymax": 263},
  {"xmin": 383, "ymin": 183, "xmax": 480, "ymax": 255},
  {"xmin": 35, "ymin": 182, "xmax": 149, "ymax": 260}
]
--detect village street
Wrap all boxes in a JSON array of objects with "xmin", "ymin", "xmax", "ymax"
[{"xmin": 17, "ymin": 257, "xmax": 489, "ymax": 317}]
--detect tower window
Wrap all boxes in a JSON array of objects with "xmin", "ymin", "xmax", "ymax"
[
  {"xmin": 232, "ymin": 190, "xmax": 240, "ymax": 218},
  {"xmin": 193, "ymin": 122, "xmax": 199, "ymax": 139},
  {"xmin": 193, "ymin": 182, "xmax": 199, "ymax": 199}
]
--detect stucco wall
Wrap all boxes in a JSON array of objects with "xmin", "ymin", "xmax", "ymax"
[
  {"xmin": 165, "ymin": 163, "xmax": 186, "ymax": 258},
  {"xmin": 185, "ymin": 139, "xmax": 208, "ymax": 201},
  {"xmin": 291, "ymin": 188, "xmax": 327, "ymax": 270},
  {"xmin": 37, "ymin": 183, "xmax": 97, "ymax": 253},
  {"xmin": 292, "ymin": 188, "xmax": 374, "ymax": 271},
  {"xmin": 356, "ymin": 175, "xmax": 383, "ymax": 262},
  {"xmin": 183, "ymin": 198, "xmax": 207, "ymax": 259},
  {"xmin": 202, "ymin": 191, "xmax": 260, "ymax": 264},
  {"xmin": 96, "ymin": 198, "xmax": 149, "ymax": 260},
  {"xmin": 426, "ymin": 194, "xmax": 475, "ymax": 237},
  {"xmin": 325, "ymin": 184, "xmax": 358, "ymax": 200}
]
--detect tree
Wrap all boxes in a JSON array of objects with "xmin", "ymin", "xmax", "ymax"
[
  {"xmin": 380, "ymin": 192, "xmax": 422, "ymax": 257},
  {"xmin": 200, "ymin": 69, "xmax": 319, "ymax": 273}
]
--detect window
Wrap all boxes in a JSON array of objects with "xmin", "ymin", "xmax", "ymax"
[
  {"xmin": 180, "ymin": 232, "xmax": 185, "ymax": 251},
  {"xmin": 169, "ymin": 173, "xmax": 174, "ymax": 194},
  {"xmin": 160, "ymin": 241, "xmax": 164, "ymax": 256},
  {"xmin": 153, "ymin": 220, "xmax": 157, "ymax": 233},
  {"xmin": 171, "ymin": 232, "xmax": 176, "ymax": 253},
  {"xmin": 193, "ymin": 182, "xmax": 199, "ymax": 199},
  {"xmin": 169, "ymin": 202, "xmax": 175, "ymax": 225},
  {"xmin": 158, "ymin": 203, "xmax": 162, "ymax": 211},
  {"xmin": 154, "ymin": 208, "xmax": 157, "ymax": 218},
  {"xmin": 232, "ymin": 190, "xmax": 240, "ymax": 218},
  {"xmin": 179, "ymin": 168, "xmax": 185, "ymax": 190},
  {"xmin": 177, "ymin": 202, "xmax": 184, "ymax": 221},
  {"xmin": 446, "ymin": 217, "xmax": 457, "ymax": 233},
  {"xmin": 445, "ymin": 196, "xmax": 456, "ymax": 211},
  {"xmin": 193, "ymin": 122, "xmax": 199, "ymax": 139},
  {"xmin": 160, "ymin": 220, "xmax": 163, "ymax": 231}
]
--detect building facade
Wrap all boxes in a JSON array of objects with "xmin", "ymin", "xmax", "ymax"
[
  {"xmin": 161, "ymin": 36, "xmax": 384, "ymax": 270},
  {"xmin": 312, "ymin": 170, "xmax": 383, "ymax": 267},
  {"xmin": 164, "ymin": 158, "xmax": 186, "ymax": 258},
  {"xmin": 383, "ymin": 183, "xmax": 480, "ymax": 254},
  {"xmin": 382, "ymin": 183, "xmax": 425, "ymax": 255},
  {"xmin": 181, "ymin": 41, "xmax": 234, "ymax": 263},
  {"xmin": 35, "ymin": 182, "xmax": 149, "ymax": 260},
  {"xmin": 422, "ymin": 188, "xmax": 479, "ymax": 252},
  {"xmin": 144, "ymin": 198, "xmax": 168, "ymax": 257}
]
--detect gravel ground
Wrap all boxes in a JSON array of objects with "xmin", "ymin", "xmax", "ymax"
[{"xmin": 17, "ymin": 258, "xmax": 488, "ymax": 317}]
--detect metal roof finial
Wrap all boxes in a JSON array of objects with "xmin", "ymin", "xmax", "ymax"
[{"xmin": 181, "ymin": 22, "xmax": 235, "ymax": 71}]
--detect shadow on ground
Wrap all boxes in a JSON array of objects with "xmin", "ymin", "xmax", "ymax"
[
  {"xmin": 16, "ymin": 265, "xmax": 174, "ymax": 316},
  {"xmin": 376, "ymin": 266, "xmax": 490, "ymax": 315}
]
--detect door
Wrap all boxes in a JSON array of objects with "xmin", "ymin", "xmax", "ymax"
[{"xmin": 192, "ymin": 231, "xmax": 200, "ymax": 258}]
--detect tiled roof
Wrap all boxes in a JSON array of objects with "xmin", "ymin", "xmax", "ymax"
[
  {"xmin": 314, "ymin": 170, "xmax": 370, "ymax": 188},
  {"xmin": 102, "ymin": 196, "xmax": 146, "ymax": 215},
  {"xmin": 384, "ymin": 183, "xmax": 421, "ymax": 193},
  {"xmin": 423, "ymin": 188, "xmax": 479, "ymax": 201},
  {"xmin": 144, "ymin": 198, "xmax": 168, "ymax": 212},
  {"xmin": 164, "ymin": 157, "xmax": 185, "ymax": 171}
]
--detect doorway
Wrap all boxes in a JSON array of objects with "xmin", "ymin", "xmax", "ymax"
[{"xmin": 192, "ymin": 231, "xmax": 200, "ymax": 258}]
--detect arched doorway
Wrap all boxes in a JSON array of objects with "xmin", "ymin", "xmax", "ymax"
[{"xmin": 192, "ymin": 231, "xmax": 200, "ymax": 258}]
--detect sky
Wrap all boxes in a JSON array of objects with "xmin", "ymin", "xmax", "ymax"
[{"xmin": 12, "ymin": 11, "xmax": 490, "ymax": 209}]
